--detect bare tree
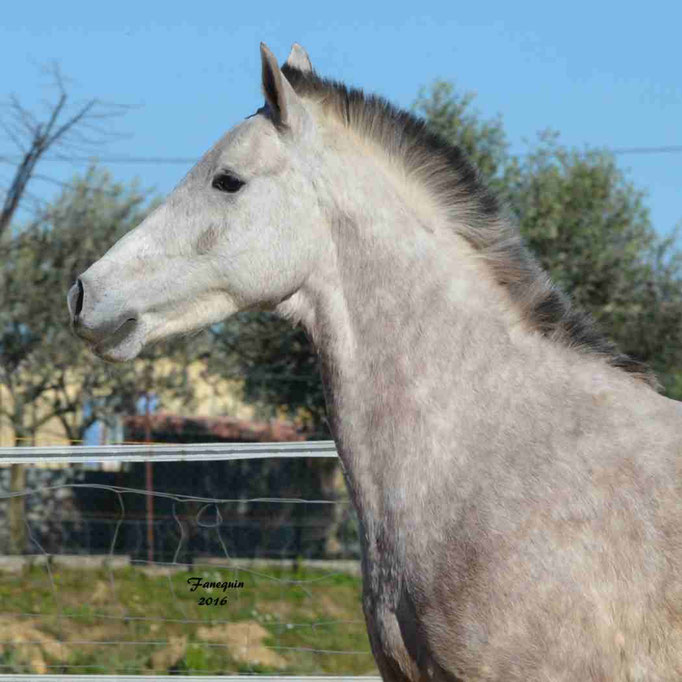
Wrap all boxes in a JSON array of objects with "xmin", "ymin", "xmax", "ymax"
[{"xmin": 0, "ymin": 62, "xmax": 129, "ymax": 237}]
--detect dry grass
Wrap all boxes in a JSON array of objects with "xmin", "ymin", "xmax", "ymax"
[{"xmin": 0, "ymin": 561, "xmax": 375, "ymax": 675}]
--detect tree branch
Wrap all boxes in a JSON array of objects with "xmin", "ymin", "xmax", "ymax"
[{"xmin": 0, "ymin": 63, "xmax": 130, "ymax": 237}]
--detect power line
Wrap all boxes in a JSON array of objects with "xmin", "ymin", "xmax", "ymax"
[
  {"xmin": 1, "ymin": 143, "xmax": 681, "ymax": 209},
  {"xmin": 2, "ymin": 145, "xmax": 682, "ymax": 167},
  {"xmin": 29, "ymin": 172, "xmax": 141, "ymax": 198},
  {"xmin": 611, "ymin": 145, "xmax": 682, "ymax": 156},
  {"xmin": 0, "ymin": 154, "xmax": 197, "ymax": 165}
]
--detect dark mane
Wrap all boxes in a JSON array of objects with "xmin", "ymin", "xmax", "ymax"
[{"xmin": 281, "ymin": 64, "xmax": 659, "ymax": 390}]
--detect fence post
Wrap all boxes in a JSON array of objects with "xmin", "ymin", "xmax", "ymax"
[
  {"xmin": 145, "ymin": 393, "xmax": 154, "ymax": 565},
  {"xmin": 9, "ymin": 462, "xmax": 26, "ymax": 554}
]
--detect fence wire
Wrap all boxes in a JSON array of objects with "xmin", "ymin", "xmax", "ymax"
[{"xmin": 0, "ymin": 442, "xmax": 376, "ymax": 679}]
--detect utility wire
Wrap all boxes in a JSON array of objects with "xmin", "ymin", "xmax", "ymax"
[
  {"xmin": 0, "ymin": 154, "xmax": 197, "ymax": 165},
  {"xmin": 1, "ymin": 144, "xmax": 681, "ymax": 209},
  {"xmin": 611, "ymin": 145, "xmax": 682, "ymax": 155},
  {"xmin": 1, "ymin": 145, "xmax": 682, "ymax": 167}
]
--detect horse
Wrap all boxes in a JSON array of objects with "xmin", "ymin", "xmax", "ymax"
[{"xmin": 67, "ymin": 43, "xmax": 682, "ymax": 681}]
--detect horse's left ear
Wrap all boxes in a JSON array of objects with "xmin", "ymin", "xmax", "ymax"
[
  {"xmin": 285, "ymin": 43, "xmax": 313, "ymax": 73},
  {"xmin": 260, "ymin": 42, "xmax": 306, "ymax": 131}
]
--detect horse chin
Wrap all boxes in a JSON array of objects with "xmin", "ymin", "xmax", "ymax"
[{"xmin": 92, "ymin": 319, "xmax": 145, "ymax": 363}]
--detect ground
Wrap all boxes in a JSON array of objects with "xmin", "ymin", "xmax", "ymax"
[{"xmin": 0, "ymin": 562, "xmax": 376, "ymax": 675}]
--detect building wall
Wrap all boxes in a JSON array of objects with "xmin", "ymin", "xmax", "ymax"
[{"xmin": 0, "ymin": 360, "xmax": 254, "ymax": 448}]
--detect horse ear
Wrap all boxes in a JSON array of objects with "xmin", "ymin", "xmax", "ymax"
[
  {"xmin": 285, "ymin": 43, "xmax": 313, "ymax": 73},
  {"xmin": 260, "ymin": 42, "xmax": 303, "ymax": 130}
]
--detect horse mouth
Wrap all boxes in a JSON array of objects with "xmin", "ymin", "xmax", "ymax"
[{"xmin": 91, "ymin": 318, "xmax": 145, "ymax": 363}]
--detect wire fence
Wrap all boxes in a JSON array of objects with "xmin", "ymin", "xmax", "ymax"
[{"xmin": 0, "ymin": 442, "xmax": 378, "ymax": 680}]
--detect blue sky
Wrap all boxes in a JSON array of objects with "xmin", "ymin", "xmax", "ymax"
[{"xmin": 1, "ymin": 0, "xmax": 680, "ymax": 238}]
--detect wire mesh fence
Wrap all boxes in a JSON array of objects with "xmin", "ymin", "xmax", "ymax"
[{"xmin": 0, "ymin": 442, "xmax": 378, "ymax": 679}]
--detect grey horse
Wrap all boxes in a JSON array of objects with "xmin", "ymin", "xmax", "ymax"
[{"xmin": 68, "ymin": 43, "xmax": 682, "ymax": 681}]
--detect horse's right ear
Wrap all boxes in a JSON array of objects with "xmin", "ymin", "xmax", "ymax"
[
  {"xmin": 260, "ymin": 42, "xmax": 305, "ymax": 131},
  {"xmin": 285, "ymin": 43, "xmax": 313, "ymax": 73}
]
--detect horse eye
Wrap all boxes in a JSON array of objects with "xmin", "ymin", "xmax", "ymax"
[{"xmin": 212, "ymin": 173, "xmax": 245, "ymax": 193}]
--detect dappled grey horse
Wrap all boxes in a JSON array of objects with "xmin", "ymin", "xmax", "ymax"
[{"xmin": 68, "ymin": 44, "xmax": 682, "ymax": 681}]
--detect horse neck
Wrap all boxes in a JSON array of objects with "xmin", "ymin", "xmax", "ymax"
[
  {"xmin": 278, "ymin": 154, "xmax": 671, "ymax": 589},
  {"xmin": 280, "ymin": 169, "xmax": 526, "ymax": 495},
  {"xmin": 277, "ymin": 135, "xmax": 665, "ymax": 573}
]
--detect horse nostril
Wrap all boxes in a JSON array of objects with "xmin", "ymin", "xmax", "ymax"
[
  {"xmin": 75, "ymin": 279, "xmax": 84, "ymax": 317},
  {"xmin": 68, "ymin": 279, "xmax": 84, "ymax": 320}
]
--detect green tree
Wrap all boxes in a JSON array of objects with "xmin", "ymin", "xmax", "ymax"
[
  {"xmin": 0, "ymin": 167, "xmax": 199, "ymax": 554},
  {"xmin": 412, "ymin": 80, "xmax": 508, "ymax": 191},
  {"xmin": 206, "ymin": 313, "xmax": 326, "ymax": 435},
  {"xmin": 504, "ymin": 131, "xmax": 682, "ymax": 397},
  {"xmin": 204, "ymin": 312, "xmax": 345, "ymax": 558},
  {"xmin": 0, "ymin": 166, "xmax": 198, "ymax": 446}
]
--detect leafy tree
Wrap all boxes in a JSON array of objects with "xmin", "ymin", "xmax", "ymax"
[
  {"xmin": 206, "ymin": 313, "xmax": 326, "ymax": 435},
  {"xmin": 0, "ymin": 167, "xmax": 200, "ymax": 552},
  {"xmin": 412, "ymin": 80, "xmax": 508, "ymax": 191},
  {"xmin": 504, "ymin": 131, "xmax": 682, "ymax": 397},
  {"xmin": 201, "ymin": 314, "xmax": 342, "ymax": 557},
  {"xmin": 0, "ymin": 166, "xmax": 198, "ymax": 445}
]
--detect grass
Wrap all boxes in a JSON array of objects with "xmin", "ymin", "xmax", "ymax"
[{"xmin": 0, "ymin": 560, "xmax": 377, "ymax": 676}]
